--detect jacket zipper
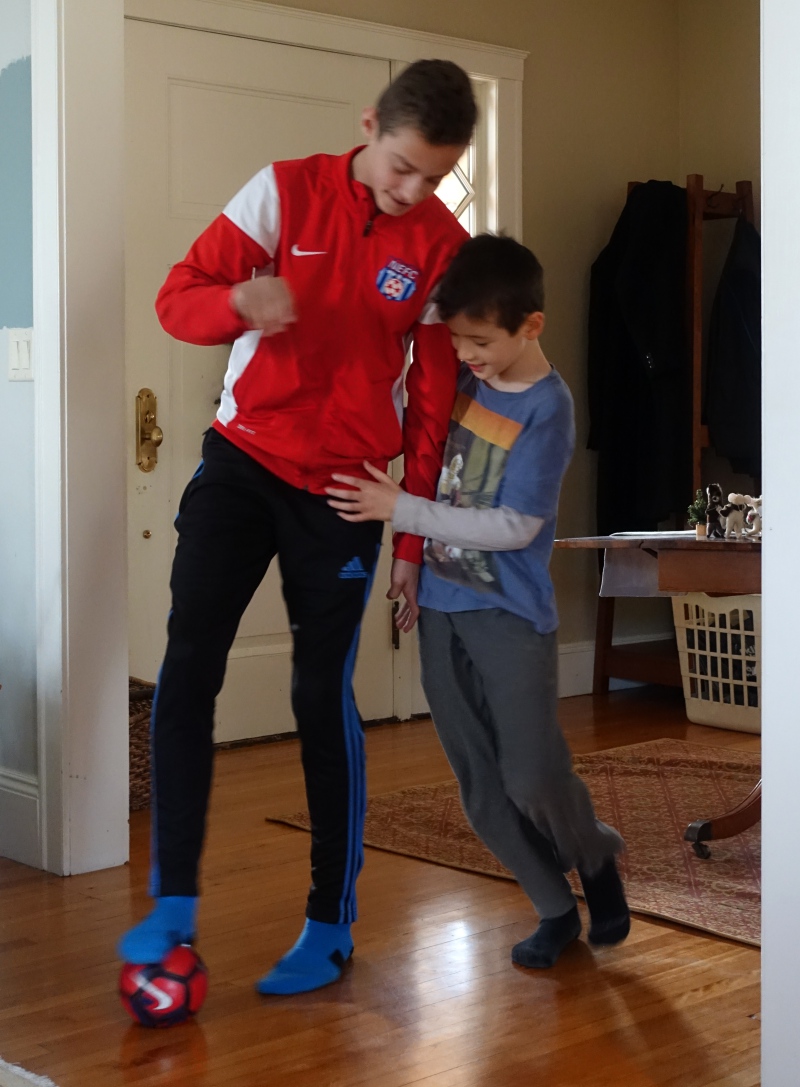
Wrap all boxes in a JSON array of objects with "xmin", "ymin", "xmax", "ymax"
[{"xmin": 363, "ymin": 195, "xmax": 380, "ymax": 236}]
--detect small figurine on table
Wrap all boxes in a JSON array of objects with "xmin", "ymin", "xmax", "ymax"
[
  {"xmin": 706, "ymin": 483, "xmax": 726, "ymax": 539},
  {"xmin": 719, "ymin": 493, "xmax": 749, "ymax": 538},
  {"xmin": 744, "ymin": 494, "xmax": 762, "ymax": 537}
]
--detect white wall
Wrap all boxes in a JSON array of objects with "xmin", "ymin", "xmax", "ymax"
[{"xmin": 761, "ymin": 1, "xmax": 800, "ymax": 1080}]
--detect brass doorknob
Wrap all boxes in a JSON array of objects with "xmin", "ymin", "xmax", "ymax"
[{"xmin": 136, "ymin": 388, "xmax": 164, "ymax": 473}]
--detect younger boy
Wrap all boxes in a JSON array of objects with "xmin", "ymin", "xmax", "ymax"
[{"xmin": 327, "ymin": 234, "xmax": 630, "ymax": 968}]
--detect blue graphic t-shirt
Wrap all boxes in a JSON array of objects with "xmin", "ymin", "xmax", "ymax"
[{"xmin": 417, "ymin": 364, "xmax": 575, "ymax": 633}]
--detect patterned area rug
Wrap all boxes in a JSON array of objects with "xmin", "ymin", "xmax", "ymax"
[{"xmin": 269, "ymin": 738, "xmax": 761, "ymax": 946}]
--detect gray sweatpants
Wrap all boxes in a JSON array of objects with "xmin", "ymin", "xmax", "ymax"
[{"xmin": 418, "ymin": 607, "xmax": 624, "ymax": 920}]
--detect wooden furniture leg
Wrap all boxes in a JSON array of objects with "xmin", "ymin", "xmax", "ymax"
[
  {"xmin": 591, "ymin": 590, "xmax": 682, "ymax": 694},
  {"xmin": 593, "ymin": 595, "xmax": 615, "ymax": 695},
  {"xmin": 684, "ymin": 780, "xmax": 762, "ymax": 858}
]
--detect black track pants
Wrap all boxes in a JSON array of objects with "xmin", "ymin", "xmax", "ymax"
[{"xmin": 149, "ymin": 428, "xmax": 382, "ymax": 923}]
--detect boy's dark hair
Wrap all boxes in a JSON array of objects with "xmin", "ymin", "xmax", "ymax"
[
  {"xmin": 436, "ymin": 233, "xmax": 545, "ymax": 333},
  {"xmin": 376, "ymin": 60, "xmax": 477, "ymax": 147}
]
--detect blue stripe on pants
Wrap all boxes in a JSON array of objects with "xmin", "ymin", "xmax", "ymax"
[
  {"xmin": 338, "ymin": 546, "xmax": 379, "ymax": 923},
  {"xmin": 147, "ymin": 659, "xmax": 166, "ymax": 898}
]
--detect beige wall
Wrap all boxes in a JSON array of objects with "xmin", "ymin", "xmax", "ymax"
[
  {"xmin": 261, "ymin": 0, "xmax": 760, "ymax": 647},
  {"xmin": 679, "ymin": 0, "xmax": 761, "ymax": 221},
  {"xmin": 521, "ymin": 2, "xmax": 680, "ymax": 643},
  {"xmin": 687, "ymin": 0, "xmax": 762, "ymax": 500},
  {"xmin": 679, "ymin": 0, "xmax": 761, "ymax": 511}
]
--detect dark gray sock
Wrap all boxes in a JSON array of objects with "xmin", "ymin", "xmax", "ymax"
[
  {"xmin": 579, "ymin": 858, "xmax": 631, "ymax": 946},
  {"xmin": 511, "ymin": 905, "xmax": 582, "ymax": 969}
]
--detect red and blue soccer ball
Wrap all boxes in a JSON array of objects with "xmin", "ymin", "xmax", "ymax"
[{"xmin": 119, "ymin": 944, "xmax": 208, "ymax": 1027}]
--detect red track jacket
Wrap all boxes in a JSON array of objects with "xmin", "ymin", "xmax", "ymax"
[{"xmin": 155, "ymin": 147, "xmax": 467, "ymax": 563}]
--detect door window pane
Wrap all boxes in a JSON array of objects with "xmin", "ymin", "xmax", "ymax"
[{"xmin": 436, "ymin": 146, "xmax": 476, "ymax": 234}]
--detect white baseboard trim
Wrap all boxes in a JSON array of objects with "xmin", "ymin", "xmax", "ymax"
[
  {"xmin": 558, "ymin": 632, "xmax": 673, "ymax": 699},
  {"xmin": 0, "ymin": 769, "xmax": 41, "ymax": 869}
]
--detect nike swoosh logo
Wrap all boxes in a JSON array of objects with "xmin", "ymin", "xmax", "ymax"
[
  {"xmin": 134, "ymin": 973, "xmax": 174, "ymax": 1012},
  {"xmin": 291, "ymin": 244, "xmax": 326, "ymax": 256}
]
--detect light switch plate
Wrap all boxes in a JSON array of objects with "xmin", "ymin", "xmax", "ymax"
[{"xmin": 7, "ymin": 328, "xmax": 33, "ymax": 381}]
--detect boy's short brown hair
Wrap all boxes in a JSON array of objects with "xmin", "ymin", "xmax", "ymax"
[
  {"xmin": 376, "ymin": 60, "xmax": 477, "ymax": 147},
  {"xmin": 436, "ymin": 233, "xmax": 545, "ymax": 333}
]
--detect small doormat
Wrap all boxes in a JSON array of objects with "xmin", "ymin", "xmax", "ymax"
[
  {"xmin": 129, "ymin": 677, "xmax": 156, "ymax": 812},
  {"xmin": 0, "ymin": 1056, "xmax": 58, "ymax": 1087},
  {"xmin": 268, "ymin": 738, "xmax": 761, "ymax": 946}
]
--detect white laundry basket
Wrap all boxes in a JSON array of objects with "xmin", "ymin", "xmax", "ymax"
[{"xmin": 671, "ymin": 593, "xmax": 761, "ymax": 734}]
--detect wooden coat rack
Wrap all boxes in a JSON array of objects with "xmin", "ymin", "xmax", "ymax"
[{"xmin": 592, "ymin": 174, "xmax": 756, "ymax": 695}]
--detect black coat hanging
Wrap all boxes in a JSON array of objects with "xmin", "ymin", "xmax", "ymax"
[
  {"xmin": 587, "ymin": 181, "xmax": 691, "ymax": 534},
  {"xmin": 705, "ymin": 217, "xmax": 762, "ymax": 479}
]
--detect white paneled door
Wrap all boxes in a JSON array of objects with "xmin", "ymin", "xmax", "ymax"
[{"xmin": 125, "ymin": 20, "xmax": 398, "ymax": 741}]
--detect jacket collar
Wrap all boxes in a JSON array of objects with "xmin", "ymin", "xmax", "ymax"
[
  {"xmin": 335, "ymin": 146, "xmax": 372, "ymax": 213},
  {"xmin": 334, "ymin": 146, "xmax": 441, "ymax": 230}
]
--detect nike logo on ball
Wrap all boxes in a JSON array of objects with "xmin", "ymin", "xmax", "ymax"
[
  {"xmin": 291, "ymin": 245, "xmax": 326, "ymax": 256},
  {"xmin": 134, "ymin": 974, "xmax": 174, "ymax": 1012}
]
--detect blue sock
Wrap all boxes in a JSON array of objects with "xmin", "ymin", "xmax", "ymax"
[
  {"xmin": 256, "ymin": 919, "xmax": 353, "ymax": 995},
  {"xmin": 117, "ymin": 896, "xmax": 198, "ymax": 964}
]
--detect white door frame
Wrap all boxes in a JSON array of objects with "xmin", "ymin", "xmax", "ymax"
[
  {"xmin": 761, "ymin": 2, "xmax": 800, "ymax": 1081},
  {"xmin": 29, "ymin": 0, "xmax": 525, "ymax": 875},
  {"xmin": 31, "ymin": 0, "xmax": 129, "ymax": 875}
]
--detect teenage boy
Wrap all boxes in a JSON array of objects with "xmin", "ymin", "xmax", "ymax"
[
  {"xmin": 327, "ymin": 234, "xmax": 630, "ymax": 969},
  {"xmin": 119, "ymin": 60, "xmax": 476, "ymax": 996}
]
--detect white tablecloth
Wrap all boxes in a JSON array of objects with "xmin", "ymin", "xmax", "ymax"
[{"xmin": 599, "ymin": 534, "xmax": 693, "ymax": 597}]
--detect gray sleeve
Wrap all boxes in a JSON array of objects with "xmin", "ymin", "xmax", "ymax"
[{"xmin": 393, "ymin": 492, "xmax": 544, "ymax": 552}]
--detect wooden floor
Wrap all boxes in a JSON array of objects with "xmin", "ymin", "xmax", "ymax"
[{"xmin": 0, "ymin": 688, "xmax": 760, "ymax": 1086}]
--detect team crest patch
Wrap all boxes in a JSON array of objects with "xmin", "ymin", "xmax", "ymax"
[{"xmin": 376, "ymin": 258, "xmax": 420, "ymax": 302}]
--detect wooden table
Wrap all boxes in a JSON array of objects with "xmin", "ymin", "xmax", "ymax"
[
  {"xmin": 556, "ymin": 533, "xmax": 760, "ymax": 592},
  {"xmin": 556, "ymin": 533, "xmax": 762, "ymax": 857}
]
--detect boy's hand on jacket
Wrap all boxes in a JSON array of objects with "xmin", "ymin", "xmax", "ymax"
[
  {"xmin": 230, "ymin": 276, "xmax": 297, "ymax": 336},
  {"xmin": 326, "ymin": 463, "xmax": 401, "ymax": 523}
]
